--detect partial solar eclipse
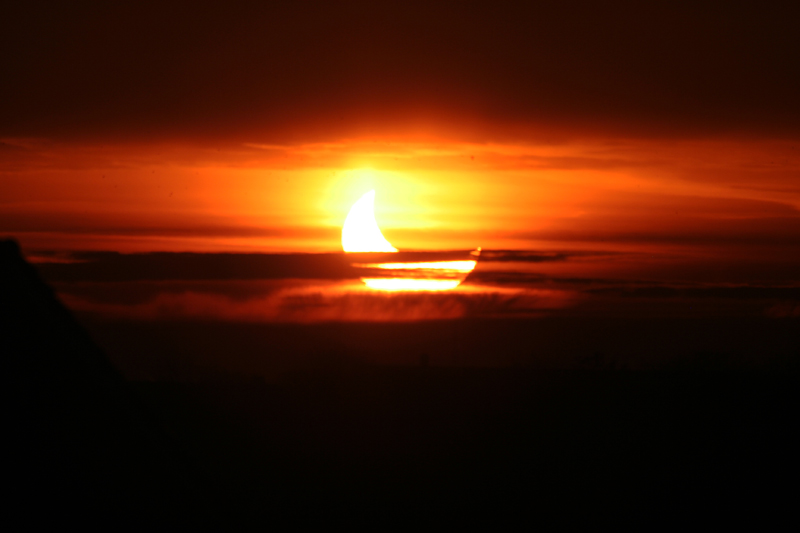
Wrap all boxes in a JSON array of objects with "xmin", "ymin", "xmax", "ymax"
[
  {"xmin": 342, "ymin": 190, "xmax": 479, "ymax": 291},
  {"xmin": 341, "ymin": 190, "xmax": 398, "ymax": 253}
]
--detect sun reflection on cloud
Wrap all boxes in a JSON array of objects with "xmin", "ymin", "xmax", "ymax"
[
  {"xmin": 356, "ymin": 259, "xmax": 477, "ymax": 291},
  {"xmin": 353, "ymin": 257, "xmax": 479, "ymax": 291},
  {"xmin": 357, "ymin": 260, "xmax": 477, "ymax": 272},
  {"xmin": 362, "ymin": 278, "xmax": 462, "ymax": 291}
]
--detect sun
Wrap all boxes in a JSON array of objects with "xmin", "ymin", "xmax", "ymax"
[
  {"xmin": 341, "ymin": 190, "xmax": 398, "ymax": 253},
  {"xmin": 341, "ymin": 189, "xmax": 480, "ymax": 291}
]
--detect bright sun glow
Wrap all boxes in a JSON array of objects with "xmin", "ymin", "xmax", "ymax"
[
  {"xmin": 342, "ymin": 190, "xmax": 479, "ymax": 291},
  {"xmin": 341, "ymin": 190, "xmax": 398, "ymax": 253},
  {"xmin": 355, "ymin": 261, "xmax": 477, "ymax": 272},
  {"xmin": 362, "ymin": 278, "xmax": 461, "ymax": 291}
]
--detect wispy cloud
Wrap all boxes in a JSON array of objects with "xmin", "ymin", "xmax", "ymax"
[{"xmin": 61, "ymin": 281, "xmax": 575, "ymax": 323}]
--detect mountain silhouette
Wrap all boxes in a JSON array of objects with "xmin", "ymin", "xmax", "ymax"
[{"xmin": 1, "ymin": 239, "xmax": 180, "ymax": 524}]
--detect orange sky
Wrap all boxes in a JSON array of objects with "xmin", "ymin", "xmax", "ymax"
[
  {"xmin": 2, "ymin": 2, "xmax": 799, "ymax": 270},
  {"xmin": 2, "ymin": 136, "xmax": 799, "ymax": 261}
]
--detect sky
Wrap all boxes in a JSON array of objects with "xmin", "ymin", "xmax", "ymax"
[
  {"xmin": 2, "ymin": 2, "xmax": 799, "ymax": 254},
  {"xmin": 0, "ymin": 2, "xmax": 800, "ymax": 251},
  {"xmin": 2, "ymin": 2, "xmax": 799, "ymax": 348},
  {"xmin": 3, "ymin": 2, "xmax": 799, "ymax": 141}
]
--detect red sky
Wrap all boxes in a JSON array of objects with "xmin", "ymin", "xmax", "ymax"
[
  {"xmin": 2, "ymin": 2, "xmax": 799, "ymax": 263},
  {"xmin": 3, "ymin": 137, "xmax": 798, "ymax": 262}
]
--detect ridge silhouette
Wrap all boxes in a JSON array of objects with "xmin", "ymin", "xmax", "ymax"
[{"xmin": 1, "ymin": 239, "xmax": 185, "ymax": 524}]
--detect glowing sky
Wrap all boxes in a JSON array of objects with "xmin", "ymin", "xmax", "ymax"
[
  {"xmin": 2, "ymin": 138, "xmax": 798, "ymax": 263},
  {"xmin": 1, "ymin": 2, "xmax": 798, "ymax": 273}
]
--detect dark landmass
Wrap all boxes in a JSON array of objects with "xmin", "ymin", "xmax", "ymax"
[
  {"xmin": 133, "ymin": 366, "xmax": 799, "ymax": 525},
  {"xmin": 3, "ymin": 239, "xmax": 798, "ymax": 526},
  {"xmin": 1, "ymin": 240, "xmax": 196, "ymax": 524},
  {"xmin": 80, "ymin": 316, "xmax": 800, "ymax": 381}
]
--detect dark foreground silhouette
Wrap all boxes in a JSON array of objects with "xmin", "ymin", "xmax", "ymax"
[
  {"xmin": 2, "ymin": 240, "xmax": 195, "ymax": 524},
  {"xmin": 3, "ymin": 239, "xmax": 798, "ymax": 526}
]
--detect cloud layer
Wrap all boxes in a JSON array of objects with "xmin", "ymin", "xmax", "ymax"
[{"xmin": 39, "ymin": 250, "xmax": 800, "ymax": 324}]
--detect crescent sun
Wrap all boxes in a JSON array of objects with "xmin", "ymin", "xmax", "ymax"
[{"xmin": 341, "ymin": 190, "xmax": 398, "ymax": 253}]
